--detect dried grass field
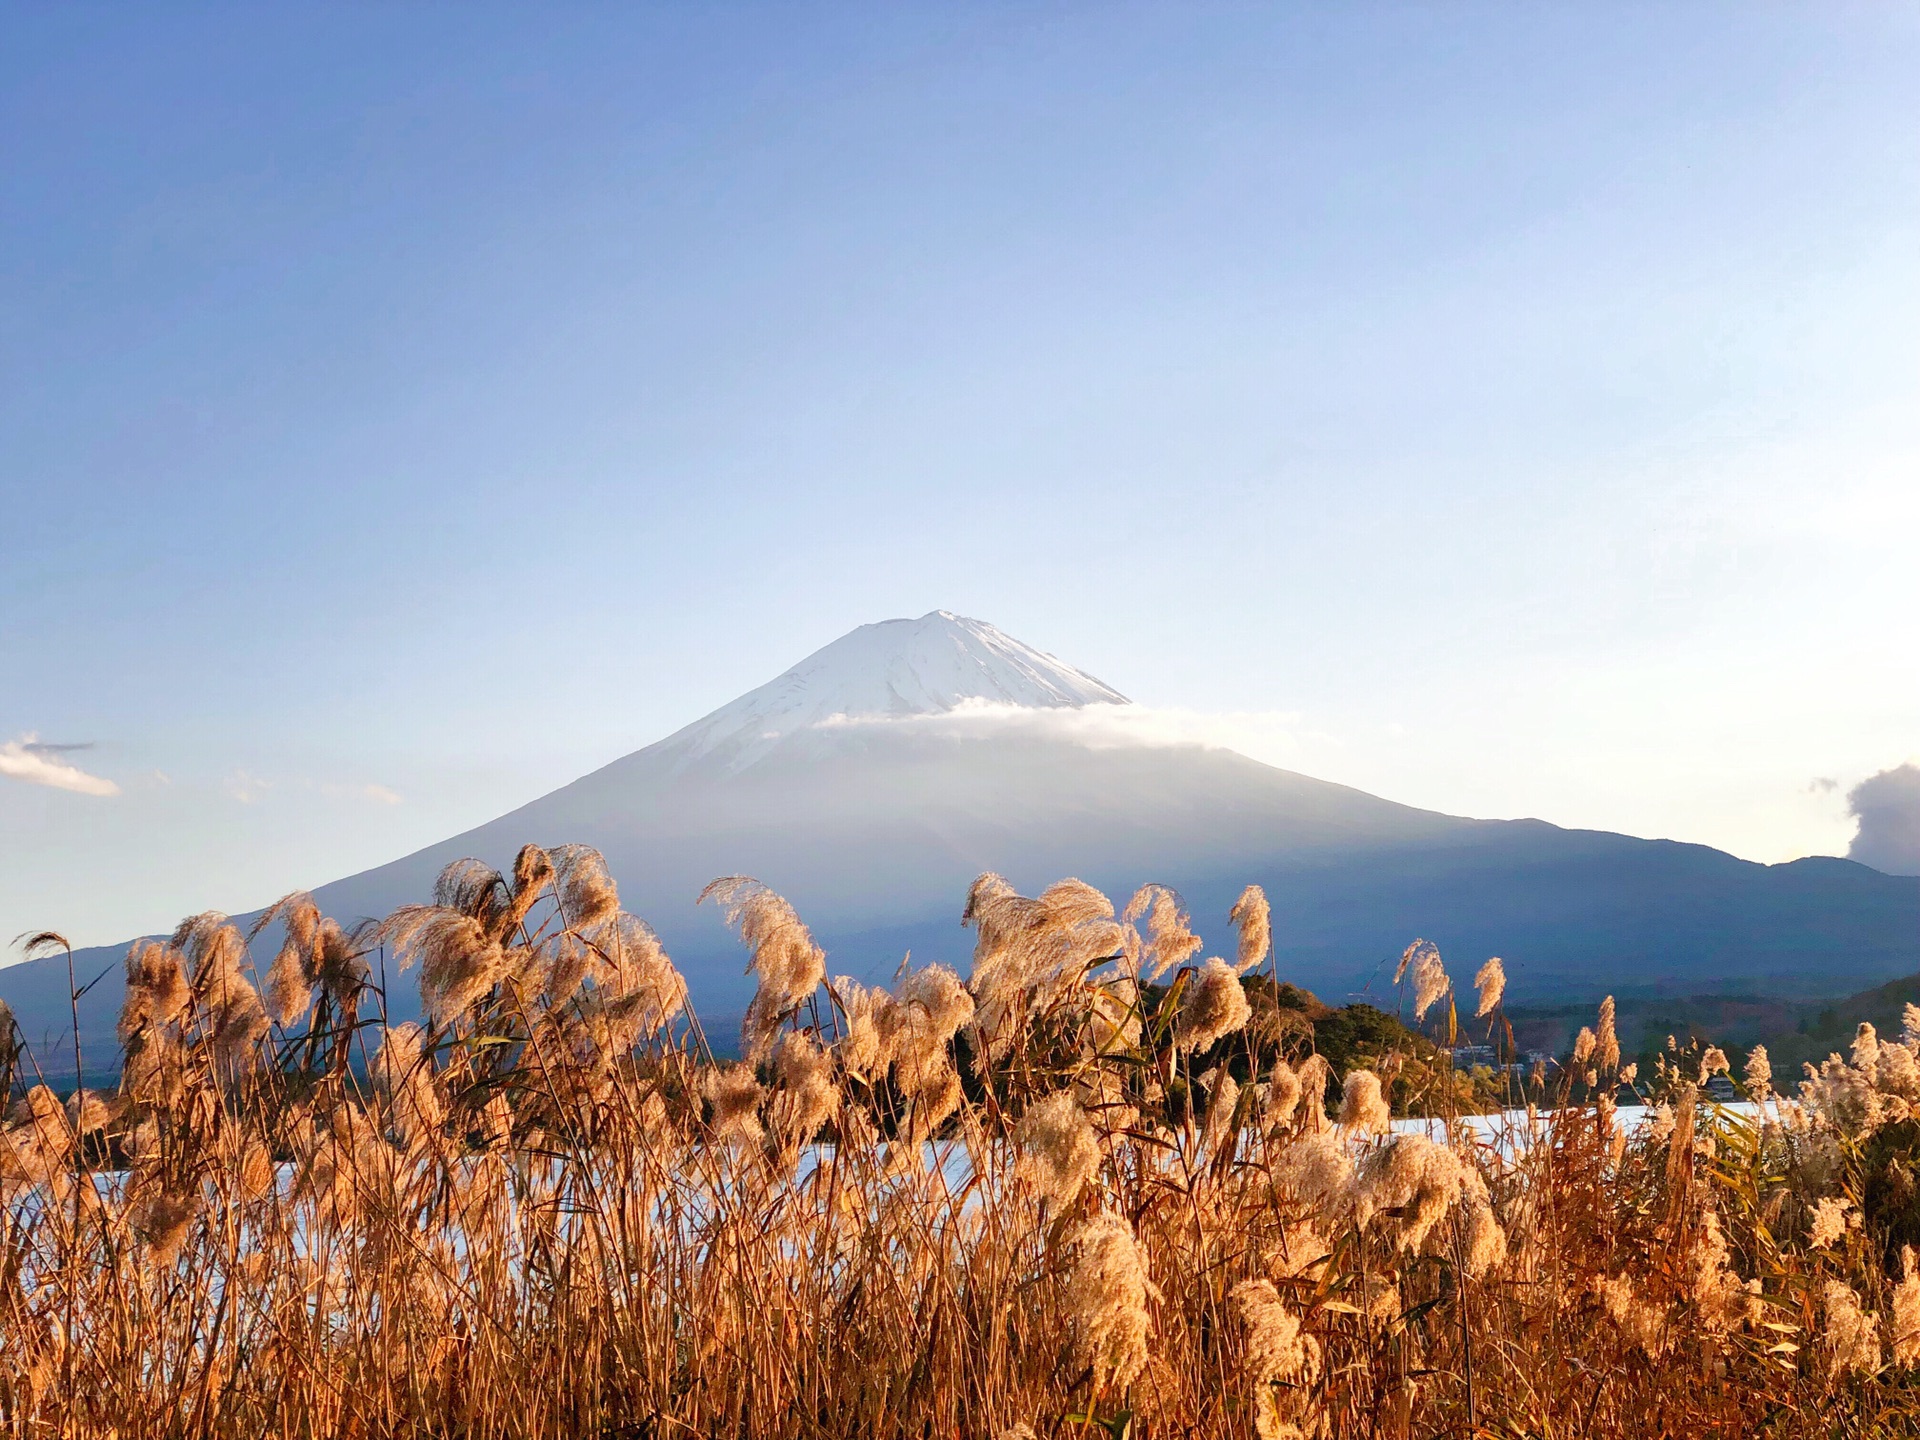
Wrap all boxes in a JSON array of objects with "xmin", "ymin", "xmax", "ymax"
[{"xmin": 4, "ymin": 845, "xmax": 1920, "ymax": 1437}]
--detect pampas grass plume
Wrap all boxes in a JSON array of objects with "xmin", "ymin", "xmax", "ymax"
[
  {"xmin": 1015, "ymin": 1091, "xmax": 1100, "ymax": 1208},
  {"xmin": 1229, "ymin": 884, "xmax": 1270, "ymax": 976},
  {"xmin": 1175, "ymin": 957, "xmax": 1251, "ymax": 1052},
  {"xmin": 1472, "ymin": 957, "xmax": 1504, "ymax": 1018},
  {"xmin": 1338, "ymin": 1069, "xmax": 1390, "ymax": 1136}
]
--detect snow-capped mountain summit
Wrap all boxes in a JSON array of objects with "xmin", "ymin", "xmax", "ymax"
[{"xmin": 659, "ymin": 611, "xmax": 1127, "ymax": 772}]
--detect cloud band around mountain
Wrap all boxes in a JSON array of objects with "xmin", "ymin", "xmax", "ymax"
[
  {"xmin": 0, "ymin": 735, "xmax": 120, "ymax": 797},
  {"xmin": 1849, "ymin": 763, "xmax": 1920, "ymax": 877},
  {"xmin": 816, "ymin": 698, "xmax": 1306, "ymax": 761}
]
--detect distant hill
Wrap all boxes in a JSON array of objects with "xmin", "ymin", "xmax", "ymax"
[
  {"xmin": 1754, "ymin": 974, "xmax": 1920, "ymax": 1081},
  {"xmin": 5, "ymin": 610, "xmax": 1916, "ymax": 1076}
]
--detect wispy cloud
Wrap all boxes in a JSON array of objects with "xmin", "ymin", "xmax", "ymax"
[
  {"xmin": 316, "ymin": 778, "xmax": 404, "ymax": 805},
  {"xmin": 225, "ymin": 772, "xmax": 404, "ymax": 806},
  {"xmin": 223, "ymin": 770, "xmax": 273, "ymax": 804},
  {"xmin": 0, "ymin": 735, "xmax": 119, "ymax": 796}
]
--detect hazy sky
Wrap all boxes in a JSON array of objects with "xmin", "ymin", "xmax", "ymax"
[{"xmin": 4, "ymin": 4, "xmax": 1917, "ymax": 952}]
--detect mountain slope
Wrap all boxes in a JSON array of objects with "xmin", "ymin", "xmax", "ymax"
[{"xmin": 6, "ymin": 611, "xmax": 1917, "ymax": 1073}]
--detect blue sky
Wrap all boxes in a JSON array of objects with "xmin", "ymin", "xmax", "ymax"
[{"xmin": 3, "ymin": 4, "xmax": 1918, "ymax": 950}]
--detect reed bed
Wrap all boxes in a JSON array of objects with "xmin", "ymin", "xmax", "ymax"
[{"xmin": 4, "ymin": 845, "xmax": 1920, "ymax": 1437}]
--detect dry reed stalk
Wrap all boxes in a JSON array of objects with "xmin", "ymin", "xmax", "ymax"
[{"xmin": 6, "ymin": 856, "xmax": 1920, "ymax": 1437}]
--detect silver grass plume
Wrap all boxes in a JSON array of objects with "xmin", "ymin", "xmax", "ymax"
[
  {"xmin": 893, "ymin": 964, "xmax": 974, "ymax": 1046},
  {"xmin": 1122, "ymin": 884, "xmax": 1202, "ymax": 983},
  {"xmin": 549, "ymin": 844, "xmax": 620, "ymax": 932},
  {"xmin": 1294, "ymin": 1053, "xmax": 1332, "ymax": 1132},
  {"xmin": 1015, "ymin": 1091, "xmax": 1100, "ymax": 1208},
  {"xmin": 1397, "ymin": 939, "xmax": 1449, "ymax": 1023},
  {"xmin": 830, "ymin": 977, "xmax": 887, "ymax": 1084},
  {"xmin": 1063, "ymin": 1210, "xmax": 1157, "ymax": 1390},
  {"xmin": 172, "ymin": 912, "xmax": 269, "ymax": 1064},
  {"xmin": 381, "ymin": 906, "xmax": 507, "ymax": 1023},
  {"xmin": 701, "ymin": 877, "xmax": 826, "ymax": 1063},
  {"xmin": 1462, "ymin": 1183, "xmax": 1508, "ymax": 1279},
  {"xmin": 501, "ymin": 843, "xmax": 555, "ymax": 937},
  {"xmin": 1175, "ymin": 958, "xmax": 1251, "ymax": 1052},
  {"xmin": 1853, "ymin": 1023, "xmax": 1880, "ymax": 1074},
  {"xmin": 1822, "ymin": 1280, "xmax": 1881, "ymax": 1381},
  {"xmin": 542, "ymin": 932, "xmax": 594, "ymax": 1008},
  {"xmin": 1596, "ymin": 996, "xmax": 1620, "ymax": 1074},
  {"xmin": 1232, "ymin": 1278, "xmax": 1317, "ymax": 1440},
  {"xmin": 1347, "ymin": 1133, "xmax": 1468, "ymax": 1251},
  {"xmin": 1337, "ymin": 1069, "xmax": 1391, "ymax": 1136},
  {"xmin": 703, "ymin": 1062, "xmax": 765, "ymax": 1148},
  {"xmin": 887, "ymin": 964, "xmax": 975, "ymax": 1109},
  {"xmin": 1228, "ymin": 884, "xmax": 1271, "ymax": 977},
  {"xmin": 1808, "ymin": 1196, "xmax": 1851, "ymax": 1250},
  {"xmin": 1688, "ymin": 1202, "xmax": 1752, "ymax": 1335},
  {"xmin": 257, "ymin": 892, "xmax": 322, "ymax": 1028},
  {"xmin": 119, "ymin": 941, "xmax": 189, "ymax": 1043},
  {"xmin": 909, "ymin": 1061, "xmax": 965, "ymax": 1135},
  {"xmin": 1262, "ymin": 1059, "xmax": 1302, "ymax": 1128},
  {"xmin": 1894, "ymin": 1247, "xmax": 1920, "ymax": 1367},
  {"xmin": 64, "ymin": 1089, "xmax": 111, "ymax": 1136},
  {"xmin": 431, "ymin": 858, "xmax": 514, "ymax": 936},
  {"xmin": 769, "ymin": 1030, "xmax": 840, "ymax": 1153},
  {"xmin": 1201, "ymin": 1070, "xmax": 1241, "ymax": 1155},
  {"xmin": 133, "ymin": 1189, "xmax": 197, "ymax": 1265},
  {"xmin": 966, "ymin": 874, "xmax": 1123, "ymax": 1064},
  {"xmin": 1472, "ymin": 957, "xmax": 1505, "ymax": 1018},
  {"xmin": 1273, "ymin": 1130, "xmax": 1353, "ymax": 1218},
  {"xmin": 4, "ymin": 1086, "xmax": 77, "ymax": 1204},
  {"xmin": 256, "ymin": 893, "xmax": 371, "ymax": 1025},
  {"xmin": 371, "ymin": 1022, "xmax": 444, "ymax": 1150},
  {"xmin": 1598, "ymin": 1274, "xmax": 1669, "ymax": 1357},
  {"xmin": 591, "ymin": 912, "xmax": 689, "ymax": 1042},
  {"xmin": 313, "ymin": 918, "xmax": 370, "ymax": 1004}
]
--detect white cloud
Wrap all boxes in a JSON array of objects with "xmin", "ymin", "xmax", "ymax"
[
  {"xmin": 817, "ymin": 698, "xmax": 1309, "ymax": 764},
  {"xmin": 0, "ymin": 735, "xmax": 119, "ymax": 797},
  {"xmin": 360, "ymin": 783, "xmax": 402, "ymax": 805},
  {"xmin": 1849, "ymin": 763, "xmax": 1920, "ymax": 877}
]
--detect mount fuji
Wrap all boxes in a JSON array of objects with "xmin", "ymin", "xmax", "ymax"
[{"xmin": 7, "ymin": 610, "xmax": 1918, "ymax": 1071}]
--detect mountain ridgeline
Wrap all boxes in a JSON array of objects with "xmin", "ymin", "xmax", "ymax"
[{"xmin": 5, "ymin": 611, "xmax": 1916, "ymax": 1073}]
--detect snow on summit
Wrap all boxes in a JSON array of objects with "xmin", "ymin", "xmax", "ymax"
[{"xmin": 660, "ymin": 611, "xmax": 1127, "ymax": 769}]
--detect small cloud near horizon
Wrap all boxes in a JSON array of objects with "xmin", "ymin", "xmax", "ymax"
[
  {"xmin": 1848, "ymin": 763, "xmax": 1920, "ymax": 876},
  {"xmin": 0, "ymin": 735, "xmax": 119, "ymax": 797},
  {"xmin": 317, "ymin": 779, "xmax": 404, "ymax": 805},
  {"xmin": 226, "ymin": 772, "xmax": 403, "ymax": 806},
  {"xmin": 223, "ymin": 770, "xmax": 272, "ymax": 804}
]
